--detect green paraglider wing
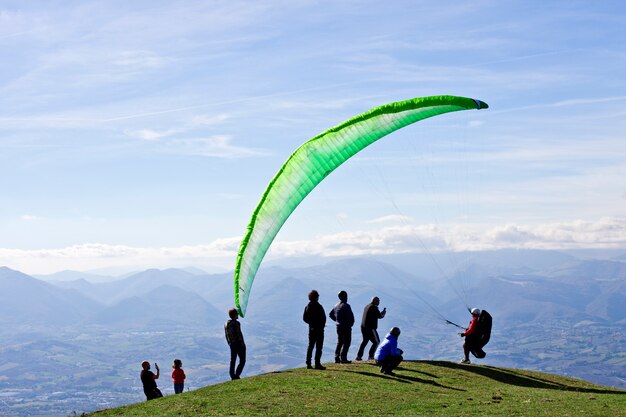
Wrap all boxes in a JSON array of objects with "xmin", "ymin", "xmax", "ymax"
[{"xmin": 234, "ymin": 95, "xmax": 488, "ymax": 316}]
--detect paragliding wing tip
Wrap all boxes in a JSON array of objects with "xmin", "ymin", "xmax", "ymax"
[
  {"xmin": 237, "ymin": 307, "xmax": 245, "ymax": 318},
  {"xmin": 472, "ymin": 99, "xmax": 489, "ymax": 110}
]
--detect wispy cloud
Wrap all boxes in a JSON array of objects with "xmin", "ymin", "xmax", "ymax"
[
  {"xmin": 367, "ymin": 214, "xmax": 414, "ymax": 224},
  {"xmin": 3, "ymin": 218, "xmax": 625, "ymax": 275},
  {"xmin": 161, "ymin": 135, "xmax": 270, "ymax": 158},
  {"xmin": 124, "ymin": 128, "xmax": 182, "ymax": 141},
  {"xmin": 191, "ymin": 113, "xmax": 230, "ymax": 126}
]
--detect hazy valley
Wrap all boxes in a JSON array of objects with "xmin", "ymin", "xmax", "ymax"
[{"xmin": 0, "ymin": 249, "xmax": 625, "ymax": 416}]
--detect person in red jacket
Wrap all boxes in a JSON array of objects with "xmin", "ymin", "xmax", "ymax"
[
  {"xmin": 460, "ymin": 308, "xmax": 481, "ymax": 364},
  {"xmin": 171, "ymin": 359, "xmax": 186, "ymax": 394}
]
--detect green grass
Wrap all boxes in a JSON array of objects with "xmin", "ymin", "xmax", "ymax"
[{"xmin": 89, "ymin": 361, "xmax": 625, "ymax": 416}]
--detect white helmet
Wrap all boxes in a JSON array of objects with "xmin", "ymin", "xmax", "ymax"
[{"xmin": 471, "ymin": 308, "xmax": 481, "ymax": 315}]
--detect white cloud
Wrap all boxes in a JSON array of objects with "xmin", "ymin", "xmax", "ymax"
[
  {"xmin": 2, "ymin": 218, "xmax": 625, "ymax": 275},
  {"xmin": 367, "ymin": 214, "xmax": 414, "ymax": 224},
  {"xmin": 0, "ymin": 239, "xmax": 240, "ymax": 275},
  {"xmin": 112, "ymin": 50, "xmax": 168, "ymax": 69},
  {"xmin": 124, "ymin": 128, "xmax": 181, "ymax": 141},
  {"xmin": 192, "ymin": 113, "xmax": 230, "ymax": 126},
  {"xmin": 162, "ymin": 135, "xmax": 269, "ymax": 158},
  {"xmin": 268, "ymin": 218, "xmax": 626, "ymax": 257}
]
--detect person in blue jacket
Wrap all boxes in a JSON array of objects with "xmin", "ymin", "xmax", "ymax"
[{"xmin": 374, "ymin": 327, "xmax": 403, "ymax": 375}]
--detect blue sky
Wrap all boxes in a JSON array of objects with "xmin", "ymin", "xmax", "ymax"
[{"xmin": 1, "ymin": 0, "xmax": 625, "ymax": 274}]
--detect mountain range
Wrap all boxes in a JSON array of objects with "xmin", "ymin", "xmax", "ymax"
[{"xmin": 0, "ymin": 249, "xmax": 624, "ymax": 416}]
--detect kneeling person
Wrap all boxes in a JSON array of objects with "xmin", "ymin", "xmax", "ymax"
[{"xmin": 374, "ymin": 327, "xmax": 403, "ymax": 375}]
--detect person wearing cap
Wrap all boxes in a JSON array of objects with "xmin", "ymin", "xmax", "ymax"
[
  {"xmin": 329, "ymin": 290, "xmax": 355, "ymax": 364},
  {"xmin": 303, "ymin": 289, "xmax": 327, "ymax": 370},
  {"xmin": 460, "ymin": 307, "xmax": 481, "ymax": 364},
  {"xmin": 356, "ymin": 296, "xmax": 386, "ymax": 361},
  {"xmin": 374, "ymin": 327, "xmax": 403, "ymax": 376}
]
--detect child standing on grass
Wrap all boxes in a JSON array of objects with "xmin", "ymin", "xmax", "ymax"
[{"xmin": 172, "ymin": 359, "xmax": 186, "ymax": 394}]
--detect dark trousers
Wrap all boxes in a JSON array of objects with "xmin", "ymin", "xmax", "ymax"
[
  {"xmin": 229, "ymin": 342, "xmax": 246, "ymax": 379},
  {"xmin": 335, "ymin": 325, "xmax": 352, "ymax": 362},
  {"xmin": 464, "ymin": 335, "xmax": 486, "ymax": 359},
  {"xmin": 357, "ymin": 327, "xmax": 380, "ymax": 360},
  {"xmin": 376, "ymin": 355, "xmax": 403, "ymax": 373},
  {"xmin": 307, "ymin": 327, "xmax": 324, "ymax": 365},
  {"xmin": 144, "ymin": 387, "xmax": 162, "ymax": 400}
]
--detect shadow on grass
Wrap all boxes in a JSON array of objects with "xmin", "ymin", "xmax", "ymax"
[
  {"xmin": 341, "ymin": 366, "xmax": 465, "ymax": 391},
  {"xmin": 394, "ymin": 365, "xmax": 438, "ymax": 379},
  {"xmin": 420, "ymin": 361, "xmax": 626, "ymax": 395}
]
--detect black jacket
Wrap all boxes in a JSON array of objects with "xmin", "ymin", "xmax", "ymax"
[
  {"xmin": 303, "ymin": 300, "xmax": 326, "ymax": 329},
  {"xmin": 329, "ymin": 302, "xmax": 355, "ymax": 327},
  {"xmin": 361, "ymin": 303, "xmax": 385, "ymax": 329}
]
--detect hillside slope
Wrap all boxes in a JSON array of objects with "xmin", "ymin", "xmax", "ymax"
[{"xmin": 89, "ymin": 361, "xmax": 624, "ymax": 417}]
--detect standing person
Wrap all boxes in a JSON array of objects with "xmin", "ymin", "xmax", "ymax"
[
  {"xmin": 460, "ymin": 307, "xmax": 481, "ymax": 364},
  {"xmin": 374, "ymin": 327, "xmax": 404, "ymax": 376},
  {"xmin": 171, "ymin": 359, "xmax": 186, "ymax": 394},
  {"xmin": 356, "ymin": 296, "xmax": 387, "ymax": 361},
  {"xmin": 225, "ymin": 308, "xmax": 246, "ymax": 380},
  {"xmin": 303, "ymin": 290, "xmax": 327, "ymax": 370},
  {"xmin": 329, "ymin": 290, "xmax": 355, "ymax": 364},
  {"xmin": 140, "ymin": 361, "xmax": 162, "ymax": 400}
]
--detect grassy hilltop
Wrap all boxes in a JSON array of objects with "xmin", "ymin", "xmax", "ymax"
[{"xmin": 89, "ymin": 361, "xmax": 625, "ymax": 417}]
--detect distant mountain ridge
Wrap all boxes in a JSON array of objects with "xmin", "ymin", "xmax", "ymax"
[
  {"xmin": 0, "ymin": 267, "xmax": 100, "ymax": 325},
  {"xmin": 2, "ymin": 249, "xmax": 625, "ymax": 326}
]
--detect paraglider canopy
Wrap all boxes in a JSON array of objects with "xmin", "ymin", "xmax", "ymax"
[{"xmin": 234, "ymin": 95, "xmax": 489, "ymax": 317}]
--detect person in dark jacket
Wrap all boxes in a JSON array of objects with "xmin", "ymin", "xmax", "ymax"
[
  {"xmin": 303, "ymin": 289, "xmax": 326, "ymax": 370},
  {"xmin": 374, "ymin": 327, "xmax": 403, "ymax": 376},
  {"xmin": 140, "ymin": 360, "xmax": 162, "ymax": 400},
  {"xmin": 225, "ymin": 308, "xmax": 246, "ymax": 380},
  {"xmin": 356, "ymin": 296, "xmax": 386, "ymax": 361},
  {"xmin": 329, "ymin": 290, "xmax": 355, "ymax": 364}
]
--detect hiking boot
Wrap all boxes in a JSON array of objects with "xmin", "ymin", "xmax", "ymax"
[
  {"xmin": 460, "ymin": 358, "xmax": 471, "ymax": 364},
  {"xmin": 355, "ymin": 357, "xmax": 363, "ymax": 361},
  {"xmin": 314, "ymin": 364, "xmax": 326, "ymax": 370},
  {"xmin": 383, "ymin": 370, "xmax": 396, "ymax": 376},
  {"xmin": 340, "ymin": 360, "xmax": 352, "ymax": 364},
  {"xmin": 306, "ymin": 363, "xmax": 313, "ymax": 369},
  {"xmin": 335, "ymin": 358, "xmax": 341, "ymax": 364}
]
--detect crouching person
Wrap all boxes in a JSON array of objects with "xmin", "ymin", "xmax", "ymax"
[{"xmin": 374, "ymin": 327, "xmax": 403, "ymax": 376}]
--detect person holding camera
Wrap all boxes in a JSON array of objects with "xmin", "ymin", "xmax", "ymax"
[{"xmin": 140, "ymin": 361, "xmax": 162, "ymax": 400}]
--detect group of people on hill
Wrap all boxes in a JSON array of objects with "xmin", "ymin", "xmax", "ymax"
[
  {"xmin": 304, "ymin": 289, "xmax": 403, "ymax": 375},
  {"xmin": 141, "ymin": 292, "xmax": 484, "ymax": 399}
]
